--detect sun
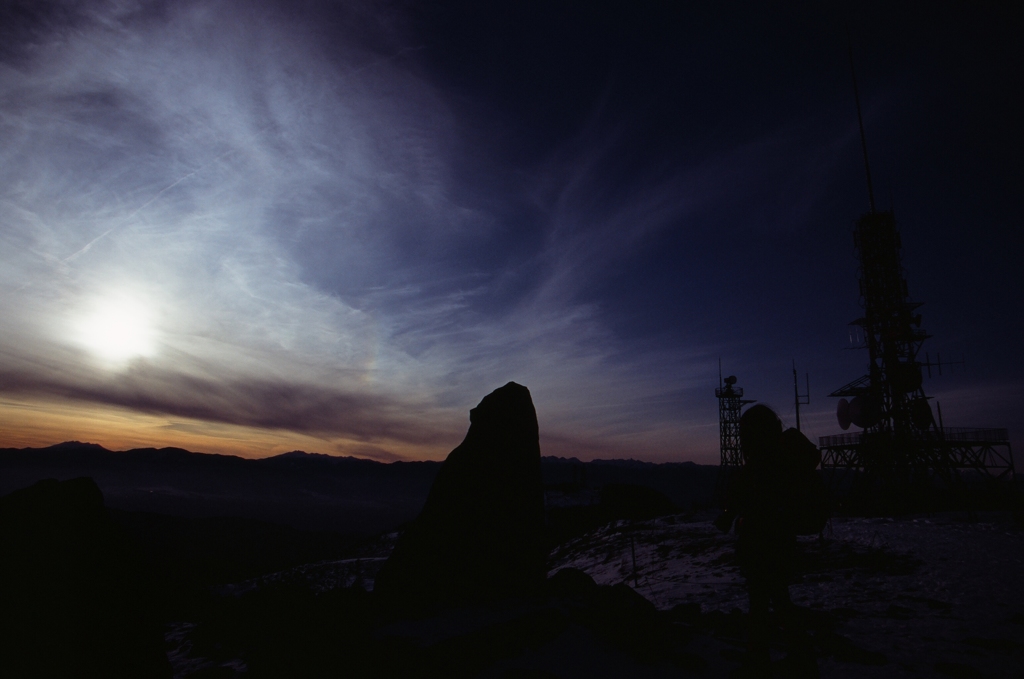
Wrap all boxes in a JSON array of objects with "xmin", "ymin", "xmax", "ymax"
[{"xmin": 76, "ymin": 295, "xmax": 157, "ymax": 363}]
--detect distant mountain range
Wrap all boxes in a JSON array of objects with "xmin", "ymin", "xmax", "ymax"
[
  {"xmin": 0, "ymin": 442, "xmax": 719, "ymax": 536},
  {"xmin": 0, "ymin": 441, "xmax": 442, "ymax": 536}
]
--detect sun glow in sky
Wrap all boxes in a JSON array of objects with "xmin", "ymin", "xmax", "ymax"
[
  {"xmin": 75, "ymin": 295, "xmax": 157, "ymax": 364},
  {"xmin": 0, "ymin": 1, "xmax": 1020, "ymax": 463}
]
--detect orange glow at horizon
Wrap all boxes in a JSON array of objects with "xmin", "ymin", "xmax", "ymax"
[
  {"xmin": 0, "ymin": 397, "xmax": 712, "ymax": 464},
  {"xmin": 0, "ymin": 397, "xmax": 441, "ymax": 462}
]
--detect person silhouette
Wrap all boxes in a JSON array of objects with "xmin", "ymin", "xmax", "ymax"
[{"xmin": 717, "ymin": 404, "xmax": 818, "ymax": 678}]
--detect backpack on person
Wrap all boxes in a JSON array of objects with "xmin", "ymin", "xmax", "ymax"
[{"xmin": 778, "ymin": 428, "xmax": 829, "ymax": 536}]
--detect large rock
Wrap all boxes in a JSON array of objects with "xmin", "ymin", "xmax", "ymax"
[
  {"xmin": 374, "ymin": 382, "xmax": 546, "ymax": 613},
  {"xmin": 0, "ymin": 478, "xmax": 169, "ymax": 678}
]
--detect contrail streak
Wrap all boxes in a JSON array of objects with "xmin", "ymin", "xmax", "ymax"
[
  {"xmin": 62, "ymin": 148, "xmax": 238, "ymax": 264},
  {"xmin": 57, "ymin": 45, "xmax": 423, "ymax": 267}
]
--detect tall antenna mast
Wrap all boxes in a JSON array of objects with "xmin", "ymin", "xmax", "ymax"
[
  {"xmin": 820, "ymin": 37, "xmax": 1015, "ymax": 502},
  {"xmin": 848, "ymin": 37, "xmax": 877, "ymax": 214}
]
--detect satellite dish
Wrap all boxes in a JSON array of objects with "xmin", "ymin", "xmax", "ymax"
[
  {"xmin": 837, "ymin": 398, "xmax": 851, "ymax": 430},
  {"xmin": 849, "ymin": 395, "xmax": 881, "ymax": 429},
  {"xmin": 848, "ymin": 397, "xmax": 862, "ymax": 427},
  {"xmin": 724, "ymin": 375, "xmax": 737, "ymax": 385}
]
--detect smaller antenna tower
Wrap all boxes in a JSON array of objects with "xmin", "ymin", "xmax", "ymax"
[
  {"xmin": 717, "ymin": 374, "xmax": 754, "ymax": 467},
  {"xmin": 715, "ymin": 367, "xmax": 755, "ymax": 502}
]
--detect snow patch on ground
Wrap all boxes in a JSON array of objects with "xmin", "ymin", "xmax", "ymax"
[{"xmin": 550, "ymin": 512, "xmax": 1024, "ymax": 678}]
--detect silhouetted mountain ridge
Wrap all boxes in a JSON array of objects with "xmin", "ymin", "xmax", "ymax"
[
  {"xmin": 0, "ymin": 442, "xmax": 718, "ymax": 535},
  {"xmin": 0, "ymin": 442, "xmax": 443, "ymax": 535}
]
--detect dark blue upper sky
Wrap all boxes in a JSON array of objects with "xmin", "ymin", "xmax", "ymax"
[{"xmin": 0, "ymin": 0, "xmax": 1020, "ymax": 462}]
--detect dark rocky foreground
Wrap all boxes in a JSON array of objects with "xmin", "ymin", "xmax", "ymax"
[
  {"xmin": 3, "ymin": 483, "xmax": 1022, "ymax": 677},
  {"xmin": 4, "ymin": 382, "xmax": 1021, "ymax": 677},
  {"xmin": 0, "ymin": 477, "xmax": 171, "ymax": 678},
  {"xmin": 2, "ymin": 385, "xmax": 729, "ymax": 675},
  {"xmin": 0, "ymin": 382, "xmax": 719, "ymax": 678},
  {"xmin": 374, "ymin": 381, "xmax": 548, "ymax": 614},
  {"xmin": 158, "ymin": 380, "xmax": 723, "ymax": 678}
]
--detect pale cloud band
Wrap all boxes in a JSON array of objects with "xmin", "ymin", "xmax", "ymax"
[{"xmin": 0, "ymin": 1, "xmax": 716, "ymax": 462}]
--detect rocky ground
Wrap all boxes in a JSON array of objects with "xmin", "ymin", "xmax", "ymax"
[
  {"xmin": 550, "ymin": 511, "xmax": 1024, "ymax": 678},
  {"xmin": 168, "ymin": 511, "xmax": 1024, "ymax": 678}
]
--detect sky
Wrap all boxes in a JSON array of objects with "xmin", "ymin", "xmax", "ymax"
[{"xmin": 0, "ymin": 0, "xmax": 1020, "ymax": 464}]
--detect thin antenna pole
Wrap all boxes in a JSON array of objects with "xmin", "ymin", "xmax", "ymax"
[
  {"xmin": 793, "ymin": 359, "xmax": 810, "ymax": 432},
  {"xmin": 806, "ymin": 372, "xmax": 810, "ymax": 409},
  {"xmin": 793, "ymin": 360, "xmax": 801, "ymax": 431},
  {"xmin": 719, "ymin": 358, "xmax": 723, "ymax": 389},
  {"xmin": 847, "ymin": 36, "xmax": 877, "ymax": 214},
  {"xmin": 630, "ymin": 534, "xmax": 639, "ymax": 589}
]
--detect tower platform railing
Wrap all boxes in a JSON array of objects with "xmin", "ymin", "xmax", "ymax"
[{"xmin": 819, "ymin": 427, "xmax": 1010, "ymax": 449}]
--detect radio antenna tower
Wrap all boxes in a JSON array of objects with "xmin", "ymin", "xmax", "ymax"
[
  {"xmin": 715, "ymin": 363, "xmax": 755, "ymax": 502},
  {"xmin": 819, "ymin": 42, "xmax": 1013, "ymax": 500}
]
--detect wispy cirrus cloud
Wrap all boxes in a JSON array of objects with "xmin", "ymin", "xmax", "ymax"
[
  {"xmin": 5, "ymin": 1, "xmax": 1015, "ymax": 463},
  {"xmin": 0, "ymin": 0, "xmax": 723, "ymax": 460}
]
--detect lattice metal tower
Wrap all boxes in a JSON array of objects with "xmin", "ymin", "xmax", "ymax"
[
  {"xmin": 821, "ymin": 205, "xmax": 1014, "ymax": 485},
  {"xmin": 819, "ymin": 46, "xmax": 1013, "ymax": 488},
  {"xmin": 717, "ymin": 374, "xmax": 755, "ymax": 468},
  {"xmin": 715, "ymin": 373, "xmax": 755, "ymax": 504},
  {"xmin": 829, "ymin": 208, "xmax": 933, "ymax": 438}
]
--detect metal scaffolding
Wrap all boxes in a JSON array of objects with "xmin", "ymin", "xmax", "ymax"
[
  {"xmin": 717, "ymin": 375, "xmax": 754, "ymax": 468},
  {"xmin": 820, "ymin": 46, "xmax": 1014, "ymax": 492},
  {"xmin": 715, "ymin": 374, "xmax": 755, "ymax": 503}
]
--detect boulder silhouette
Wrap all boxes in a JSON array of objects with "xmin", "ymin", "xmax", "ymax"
[
  {"xmin": 0, "ymin": 478, "xmax": 169, "ymax": 678},
  {"xmin": 374, "ymin": 382, "xmax": 545, "ymax": 613}
]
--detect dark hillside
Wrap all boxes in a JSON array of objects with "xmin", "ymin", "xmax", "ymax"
[
  {"xmin": 0, "ymin": 443, "xmax": 442, "ymax": 535},
  {"xmin": 0, "ymin": 444, "xmax": 720, "ymax": 537},
  {"xmin": 542, "ymin": 456, "xmax": 719, "ymax": 509}
]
